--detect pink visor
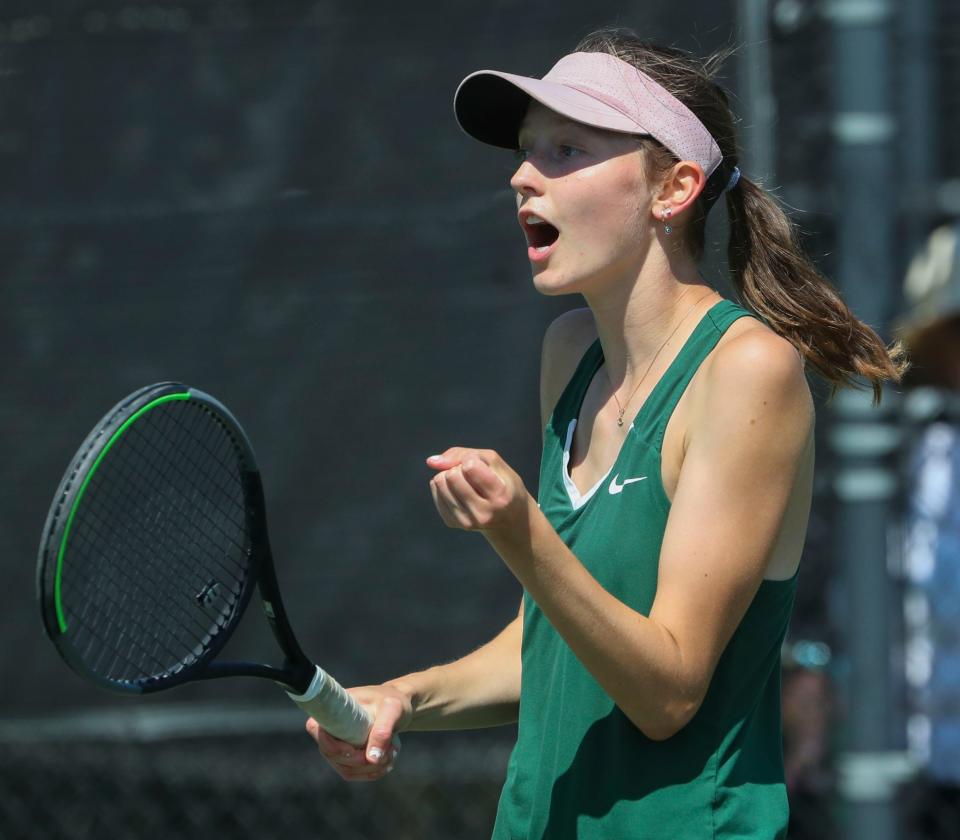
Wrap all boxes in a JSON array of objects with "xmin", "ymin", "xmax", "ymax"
[{"xmin": 454, "ymin": 51, "xmax": 723, "ymax": 178}]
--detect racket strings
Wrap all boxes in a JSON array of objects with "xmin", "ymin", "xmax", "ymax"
[
  {"xmin": 66, "ymin": 504, "xmax": 228, "ymax": 680},
  {"xmin": 71, "ymin": 463, "xmax": 231, "ymax": 633},
  {"xmin": 68, "ymin": 512, "xmax": 216, "ymax": 679},
  {"xmin": 66, "ymin": 420, "xmax": 239, "ymax": 647},
  {"xmin": 69, "ymin": 411, "xmax": 246, "ymax": 681},
  {"xmin": 152, "ymin": 409, "xmax": 254, "ymax": 570},
  {"xmin": 59, "ymin": 400, "xmax": 255, "ymax": 686},
  {"xmin": 149, "ymin": 412, "xmax": 253, "ymax": 585}
]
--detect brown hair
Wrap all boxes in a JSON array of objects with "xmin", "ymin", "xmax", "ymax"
[{"xmin": 575, "ymin": 28, "xmax": 908, "ymax": 403}]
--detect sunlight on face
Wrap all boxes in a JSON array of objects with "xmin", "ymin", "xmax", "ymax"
[{"xmin": 510, "ymin": 102, "xmax": 654, "ymax": 297}]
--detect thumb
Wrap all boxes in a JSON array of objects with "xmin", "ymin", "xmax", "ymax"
[
  {"xmin": 426, "ymin": 447, "xmax": 470, "ymax": 471},
  {"xmin": 365, "ymin": 696, "xmax": 404, "ymax": 765}
]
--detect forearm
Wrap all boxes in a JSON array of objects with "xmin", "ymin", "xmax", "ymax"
[
  {"xmin": 485, "ymin": 498, "xmax": 690, "ymax": 740},
  {"xmin": 388, "ymin": 611, "xmax": 522, "ymax": 731}
]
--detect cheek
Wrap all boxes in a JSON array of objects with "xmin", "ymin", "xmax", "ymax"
[{"xmin": 567, "ymin": 169, "xmax": 648, "ymax": 246}]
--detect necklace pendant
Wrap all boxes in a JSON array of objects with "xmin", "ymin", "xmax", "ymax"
[{"xmin": 617, "ymin": 411, "xmax": 624, "ymax": 427}]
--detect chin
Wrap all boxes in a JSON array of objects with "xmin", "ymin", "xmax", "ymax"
[
  {"xmin": 530, "ymin": 264, "xmax": 594, "ymax": 298},
  {"xmin": 531, "ymin": 273, "xmax": 578, "ymax": 297}
]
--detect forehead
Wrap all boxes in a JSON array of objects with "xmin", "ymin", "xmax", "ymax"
[{"xmin": 517, "ymin": 100, "xmax": 636, "ymax": 148}]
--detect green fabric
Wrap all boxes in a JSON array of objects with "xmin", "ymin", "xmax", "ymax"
[{"xmin": 492, "ymin": 300, "xmax": 798, "ymax": 839}]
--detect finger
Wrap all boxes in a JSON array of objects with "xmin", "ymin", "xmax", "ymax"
[
  {"xmin": 343, "ymin": 763, "xmax": 396, "ymax": 782},
  {"xmin": 365, "ymin": 696, "xmax": 404, "ymax": 765},
  {"xmin": 306, "ymin": 720, "xmax": 370, "ymax": 768},
  {"xmin": 336, "ymin": 743, "xmax": 399, "ymax": 781},
  {"xmin": 426, "ymin": 453, "xmax": 451, "ymax": 470},
  {"xmin": 472, "ymin": 449, "xmax": 500, "ymax": 465},
  {"xmin": 444, "ymin": 465, "xmax": 479, "ymax": 505},
  {"xmin": 444, "ymin": 467, "xmax": 488, "ymax": 527},
  {"xmin": 426, "ymin": 448, "xmax": 466, "ymax": 471},
  {"xmin": 434, "ymin": 470, "xmax": 477, "ymax": 529},
  {"xmin": 318, "ymin": 750, "xmax": 400, "ymax": 781},
  {"xmin": 430, "ymin": 474, "xmax": 461, "ymax": 528},
  {"xmin": 459, "ymin": 458, "xmax": 506, "ymax": 497},
  {"xmin": 432, "ymin": 472, "xmax": 473, "ymax": 529},
  {"xmin": 333, "ymin": 758, "xmax": 396, "ymax": 782},
  {"xmin": 426, "ymin": 446, "xmax": 494, "ymax": 472},
  {"xmin": 306, "ymin": 717, "xmax": 350, "ymax": 754}
]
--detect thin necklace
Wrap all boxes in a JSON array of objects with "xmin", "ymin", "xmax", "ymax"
[{"xmin": 608, "ymin": 290, "xmax": 714, "ymax": 427}]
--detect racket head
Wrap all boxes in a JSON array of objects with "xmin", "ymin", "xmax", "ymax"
[{"xmin": 37, "ymin": 383, "xmax": 264, "ymax": 695}]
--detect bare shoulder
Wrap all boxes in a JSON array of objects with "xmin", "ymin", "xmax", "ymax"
[
  {"xmin": 539, "ymin": 308, "xmax": 597, "ymax": 431},
  {"xmin": 542, "ymin": 307, "xmax": 596, "ymax": 365},
  {"xmin": 697, "ymin": 318, "xmax": 814, "ymax": 435}
]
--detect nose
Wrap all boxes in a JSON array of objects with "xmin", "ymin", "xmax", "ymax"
[{"xmin": 510, "ymin": 159, "xmax": 544, "ymax": 198}]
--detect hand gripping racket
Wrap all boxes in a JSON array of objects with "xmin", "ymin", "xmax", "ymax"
[{"xmin": 36, "ymin": 382, "xmax": 373, "ymax": 745}]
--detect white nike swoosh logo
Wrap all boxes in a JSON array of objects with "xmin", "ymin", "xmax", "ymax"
[{"xmin": 608, "ymin": 474, "xmax": 648, "ymax": 495}]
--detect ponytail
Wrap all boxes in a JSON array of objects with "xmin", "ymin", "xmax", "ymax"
[
  {"xmin": 725, "ymin": 175, "xmax": 908, "ymax": 403},
  {"xmin": 576, "ymin": 27, "xmax": 908, "ymax": 403}
]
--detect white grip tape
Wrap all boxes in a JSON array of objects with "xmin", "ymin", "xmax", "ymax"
[{"xmin": 286, "ymin": 665, "xmax": 372, "ymax": 746}]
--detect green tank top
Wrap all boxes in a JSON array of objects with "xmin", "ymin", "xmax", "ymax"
[{"xmin": 492, "ymin": 300, "xmax": 799, "ymax": 840}]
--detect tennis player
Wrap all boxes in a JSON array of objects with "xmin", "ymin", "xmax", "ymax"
[{"xmin": 307, "ymin": 29, "xmax": 906, "ymax": 838}]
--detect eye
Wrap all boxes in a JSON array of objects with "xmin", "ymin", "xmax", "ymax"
[{"xmin": 557, "ymin": 145, "xmax": 582, "ymax": 158}]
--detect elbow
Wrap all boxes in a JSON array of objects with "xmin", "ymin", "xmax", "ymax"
[
  {"xmin": 620, "ymin": 626, "xmax": 708, "ymax": 741},
  {"xmin": 634, "ymin": 715, "xmax": 687, "ymax": 743},
  {"xmin": 630, "ymin": 697, "xmax": 702, "ymax": 742}
]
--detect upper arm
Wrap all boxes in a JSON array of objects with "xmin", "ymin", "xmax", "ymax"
[
  {"xmin": 539, "ymin": 308, "xmax": 597, "ymax": 432},
  {"xmin": 648, "ymin": 329, "xmax": 813, "ymax": 719}
]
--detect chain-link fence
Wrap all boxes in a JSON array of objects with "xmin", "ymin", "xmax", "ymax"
[
  {"xmin": 0, "ymin": 717, "xmax": 830, "ymax": 840},
  {"xmin": 0, "ymin": 716, "xmax": 511, "ymax": 840},
  {"xmin": 0, "ymin": 687, "xmax": 916, "ymax": 840}
]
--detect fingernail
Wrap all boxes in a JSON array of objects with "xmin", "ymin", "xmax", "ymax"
[
  {"xmin": 368, "ymin": 747, "xmax": 384, "ymax": 762},
  {"xmin": 427, "ymin": 454, "xmax": 442, "ymax": 462}
]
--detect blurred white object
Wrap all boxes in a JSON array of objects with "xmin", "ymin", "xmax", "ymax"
[{"xmin": 902, "ymin": 223, "xmax": 960, "ymax": 331}]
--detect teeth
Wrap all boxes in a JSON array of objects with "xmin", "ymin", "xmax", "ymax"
[{"xmin": 526, "ymin": 214, "xmax": 546, "ymax": 225}]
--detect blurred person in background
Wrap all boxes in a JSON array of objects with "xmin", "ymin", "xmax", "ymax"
[
  {"xmin": 900, "ymin": 220, "xmax": 960, "ymax": 840},
  {"xmin": 780, "ymin": 638, "xmax": 834, "ymax": 839}
]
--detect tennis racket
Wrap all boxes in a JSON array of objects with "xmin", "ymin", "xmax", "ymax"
[{"xmin": 36, "ymin": 382, "xmax": 373, "ymax": 745}]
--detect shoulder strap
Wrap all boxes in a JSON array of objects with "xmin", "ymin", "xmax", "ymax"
[
  {"xmin": 546, "ymin": 339, "xmax": 604, "ymax": 442},
  {"xmin": 634, "ymin": 299, "xmax": 758, "ymax": 451}
]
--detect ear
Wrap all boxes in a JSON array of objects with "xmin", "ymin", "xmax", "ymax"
[{"xmin": 651, "ymin": 161, "xmax": 707, "ymax": 222}]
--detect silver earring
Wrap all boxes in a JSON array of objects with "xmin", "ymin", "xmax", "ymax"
[{"xmin": 661, "ymin": 207, "xmax": 673, "ymax": 235}]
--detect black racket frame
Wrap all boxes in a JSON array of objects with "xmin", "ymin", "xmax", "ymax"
[{"xmin": 37, "ymin": 382, "xmax": 316, "ymax": 697}]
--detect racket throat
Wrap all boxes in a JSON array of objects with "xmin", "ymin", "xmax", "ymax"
[{"xmin": 278, "ymin": 657, "xmax": 315, "ymax": 695}]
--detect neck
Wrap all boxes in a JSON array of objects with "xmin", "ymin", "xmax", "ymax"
[{"xmin": 583, "ymin": 250, "xmax": 716, "ymax": 389}]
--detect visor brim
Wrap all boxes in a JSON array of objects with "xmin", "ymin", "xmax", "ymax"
[{"xmin": 454, "ymin": 70, "xmax": 646, "ymax": 149}]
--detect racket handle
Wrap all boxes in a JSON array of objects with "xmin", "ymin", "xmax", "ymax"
[{"xmin": 287, "ymin": 665, "xmax": 373, "ymax": 746}]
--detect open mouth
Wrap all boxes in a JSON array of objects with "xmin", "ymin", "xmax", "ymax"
[{"xmin": 521, "ymin": 214, "xmax": 560, "ymax": 254}]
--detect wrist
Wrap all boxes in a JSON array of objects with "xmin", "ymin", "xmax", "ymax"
[
  {"xmin": 482, "ymin": 493, "xmax": 546, "ymax": 570},
  {"xmin": 385, "ymin": 672, "xmax": 428, "ymax": 724},
  {"xmin": 483, "ymin": 489, "xmax": 538, "ymax": 539}
]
